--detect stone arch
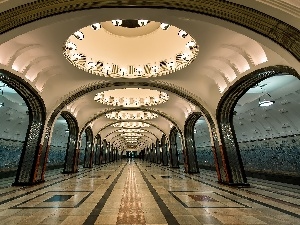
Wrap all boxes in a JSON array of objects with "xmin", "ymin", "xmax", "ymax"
[
  {"xmin": 155, "ymin": 139, "xmax": 161, "ymax": 164},
  {"xmin": 161, "ymin": 134, "xmax": 168, "ymax": 166},
  {"xmin": 83, "ymin": 126, "xmax": 94, "ymax": 168},
  {"xmin": 102, "ymin": 139, "xmax": 108, "ymax": 163},
  {"xmin": 94, "ymin": 134, "xmax": 101, "ymax": 165},
  {"xmin": 97, "ymin": 120, "xmax": 166, "ymax": 137},
  {"xmin": 169, "ymin": 127, "xmax": 180, "ymax": 168},
  {"xmin": 37, "ymin": 80, "xmax": 214, "ymax": 182},
  {"xmin": 104, "ymin": 129, "xmax": 159, "ymax": 141},
  {"xmin": 80, "ymin": 106, "xmax": 183, "ymax": 138},
  {"xmin": 184, "ymin": 112, "xmax": 201, "ymax": 173},
  {"xmin": 216, "ymin": 65, "xmax": 299, "ymax": 185},
  {"xmin": 61, "ymin": 111, "xmax": 79, "ymax": 173},
  {"xmin": 0, "ymin": 69, "xmax": 46, "ymax": 186}
]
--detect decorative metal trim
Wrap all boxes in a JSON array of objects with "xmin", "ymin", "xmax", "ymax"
[{"xmin": 0, "ymin": 69, "xmax": 46, "ymax": 185}]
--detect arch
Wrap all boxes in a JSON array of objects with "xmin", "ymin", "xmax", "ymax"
[
  {"xmin": 61, "ymin": 111, "xmax": 79, "ymax": 174},
  {"xmin": 97, "ymin": 120, "xmax": 166, "ymax": 137},
  {"xmin": 155, "ymin": 139, "xmax": 161, "ymax": 164},
  {"xmin": 0, "ymin": 69, "xmax": 46, "ymax": 185},
  {"xmin": 38, "ymin": 80, "xmax": 213, "ymax": 181},
  {"xmin": 161, "ymin": 134, "xmax": 168, "ymax": 166},
  {"xmin": 109, "ymin": 133, "xmax": 153, "ymax": 149},
  {"xmin": 83, "ymin": 126, "xmax": 94, "ymax": 168},
  {"xmin": 169, "ymin": 127, "xmax": 180, "ymax": 168},
  {"xmin": 104, "ymin": 129, "xmax": 159, "ymax": 141},
  {"xmin": 80, "ymin": 106, "xmax": 183, "ymax": 138},
  {"xmin": 0, "ymin": 1, "xmax": 298, "ymax": 60},
  {"xmin": 216, "ymin": 65, "xmax": 299, "ymax": 185},
  {"xmin": 184, "ymin": 112, "xmax": 201, "ymax": 173},
  {"xmin": 102, "ymin": 139, "xmax": 108, "ymax": 163},
  {"xmin": 94, "ymin": 134, "xmax": 101, "ymax": 165}
]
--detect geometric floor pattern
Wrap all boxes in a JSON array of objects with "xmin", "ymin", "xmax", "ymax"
[{"xmin": 0, "ymin": 160, "xmax": 299, "ymax": 224}]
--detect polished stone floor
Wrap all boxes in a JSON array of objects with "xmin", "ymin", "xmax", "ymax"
[{"xmin": 0, "ymin": 160, "xmax": 299, "ymax": 224}]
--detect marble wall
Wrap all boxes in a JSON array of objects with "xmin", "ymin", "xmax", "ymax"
[
  {"xmin": 238, "ymin": 135, "xmax": 300, "ymax": 176},
  {"xmin": 0, "ymin": 139, "xmax": 23, "ymax": 171},
  {"xmin": 195, "ymin": 146, "xmax": 215, "ymax": 168},
  {"xmin": 47, "ymin": 145, "xmax": 67, "ymax": 166},
  {"xmin": 194, "ymin": 135, "xmax": 300, "ymax": 176}
]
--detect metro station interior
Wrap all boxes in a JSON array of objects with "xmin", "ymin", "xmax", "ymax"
[{"xmin": 0, "ymin": 1, "xmax": 299, "ymax": 224}]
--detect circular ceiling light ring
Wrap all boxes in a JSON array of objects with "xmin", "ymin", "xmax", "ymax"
[
  {"xmin": 94, "ymin": 88, "xmax": 169, "ymax": 107},
  {"xmin": 105, "ymin": 110, "xmax": 158, "ymax": 120},
  {"xmin": 63, "ymin": 19, "xmax": 199, "ymax": 79},
  {"xmin": 112, "ymin": 122, "xmax": 151, "ymax": 128}
]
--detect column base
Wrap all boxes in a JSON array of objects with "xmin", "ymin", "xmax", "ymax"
[
  {"xmin": 12, "ymin": 179, "xmax": 45, "ymax": 186},
  {"xmin": 62, "ymin": 170, "xmax": 77, "ymax": 174},
  {"xmin": 218, "ymin": 181, "xmax": 250, "ymax": 187},
  {"xmin": 187, "ymin": 170, "xmax": 200, "ymax": 174}
]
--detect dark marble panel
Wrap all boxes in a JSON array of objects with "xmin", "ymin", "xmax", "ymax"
[
  {"xmin": 239, "ymin": 135, "xmax": 300, "ymax": 175},
  {"xmin": 44, "ymin": 195, "xmax": 73, "ymax": 202}
]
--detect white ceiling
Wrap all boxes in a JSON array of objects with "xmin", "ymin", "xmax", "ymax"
[{"xmin": 0, "ymin": 2, "xmax": 299, "ymax": 150}]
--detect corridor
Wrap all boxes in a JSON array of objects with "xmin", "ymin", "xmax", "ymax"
[{"xmin": 0, "ymin": 161, "xmax": 299, "ymax": 225}]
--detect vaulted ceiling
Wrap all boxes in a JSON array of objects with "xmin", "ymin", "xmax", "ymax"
[{"xmin": 0, "ymin": 0, "xmax": 299, "ymax": 151}]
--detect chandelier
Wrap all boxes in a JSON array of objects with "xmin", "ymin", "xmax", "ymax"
[
  {"xmin": 94, "ymin": 88, "xmax": 169, "ymax": 107},
  {"xmin": 105, "ymin": 111, "xmax": 158, "ymax": 120},
  {"xmin": 63, "ymin": 19, "xmax": 199, "ymax": 78},
  {"xmin": 112, "ymin": 122, "xmax": 150, "ymax": 128}
]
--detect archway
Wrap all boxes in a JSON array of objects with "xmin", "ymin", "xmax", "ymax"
[
  {"xmin": 94, "ymin": 134, "xmax": 101, "ymax": 165},
  {"xmin": 48, "ymin": 116, "xmax": 68, "ymax": 172},
  {"xmin": 194, "ymin": 117, "xmax": 215, "ymax": 171},
  {"xmin": 232, "ymin": 74, "xmax": 300, "ymax": 184},
  {"xmin": 61, "ymin": 111, "xmax": 79, "ymax": 173},
  {"xmin": 0, "ymin": 80, "xmax": 29, "ymax": 178},
  {"xmin": 102, "ymin": 139, "xmax": 108, "ymax": 163},
  {"xmin": 169, "ymin": 127, "xmax": 179, "ymax": 168},
  {"xmin": 155, "ymin": 139, "xmax": 160, "ymax": 164},
  {"xmin": 217, "ymin": 65, "xmax": 299, "ymax": 185},
  {"xmin": 0, "ymin": 70, "xmax": 46, "ymax": 186},
  {"xmin": 161, "ymin": 134, "xmax": 168, "ymax": 166},
  {"xmin": 83, "ymin": 126, "xmax": 94, "ymax": 168},
  {"xmin": 184, "ymin": 112, "xmax": 201, "ymax": 173},
  {"xmin": 176, "ymin": 132, "xmax": 184, "ymax": 166}
]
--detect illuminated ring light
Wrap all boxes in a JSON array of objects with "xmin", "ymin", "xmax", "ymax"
[
  {"xmin": 112, "ymin": 122, "xmax": 150, "ymax": 128},
  {"xmin": 116, "ymin": 128, "xmax": 148, "ymax": 133},
  {"xmin": 94, "ymin": 88, "xmax": 169, "ymax": 107},
  {"xmin": 63, "ymin": 19, "xmax": 199, "ymax": 78},
  {"xmin": 105, "ymin": 111, "xmax": 158, "ymax": 120},
  {"xmin": 121, "ymin": 133, "xmax": 143, "ymax": 137}
]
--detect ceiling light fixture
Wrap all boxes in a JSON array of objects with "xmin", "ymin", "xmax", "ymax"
[
  {"xmin": 63, "ymin": 20, "xmax": 199, "ymax": 78},
  {"xmin": 258, "ymin": 86, "xmax": 275, "ymax": 107},
  {"xmin": 105, "ymin": 111, "xmax": 158, "ymax": 120},
  {"xmin": 117, "ymin": 128, "xmax": 147, "ymax": 133},
  {"xmin": 112, "ymin": 122, "xmax": 150, "ymax": 128},
  {"xmin": 94, "ymin": 88, "xmax": 169, "ymax": 107}
]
